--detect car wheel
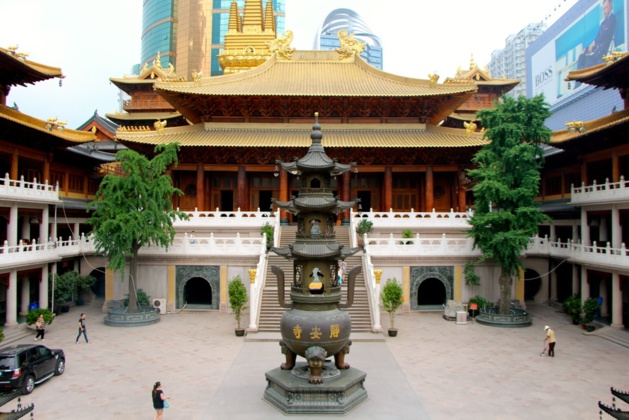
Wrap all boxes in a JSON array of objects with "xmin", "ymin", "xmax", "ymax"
[
  {"xmin": 22, "ymin": 375, "xmax": 35, "ymax": 395},
  {"xmin": 55, "ymin": 359, "xmax": 65, "ymax": 376}
]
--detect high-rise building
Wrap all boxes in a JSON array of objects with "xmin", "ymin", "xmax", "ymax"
[
  {"xmin": 487, "ymin": 22, "xmax": 546, "ymax": 99},
  {"xmin": 313, "ymin": 8, "xmax": 383, "ymax": 70},
  {"xmin": 141, "ymin": 0, "xmax": 178, "ymax": 70},
  {"xmin": 141, "ymin": 0, "xmax": 286, "ymax": 79}
]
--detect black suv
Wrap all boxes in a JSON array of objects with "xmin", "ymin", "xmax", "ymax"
[{"xmin": 0, "ymin": 344, "xmax": 65, "ymax": 394}]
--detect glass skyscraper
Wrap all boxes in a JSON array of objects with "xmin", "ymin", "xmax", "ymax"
[
  {"xmin": 140, "ymin": 0, "xmax": 285, "ymax": 78},
  {"xmin": 314, "ymin": 8, "xmax": 383, "ymax": 70}
]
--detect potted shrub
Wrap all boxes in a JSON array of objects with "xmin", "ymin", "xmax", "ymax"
[
  {"xmin": 582, "ymin": 297, "xmax": 601, "ymax": 329},
  {"xmin": 52, "ymin": 272, "xmax": 77, "ymax": 314},
  {"xmin": 74, "ymin": 274, "xmax": 96, "ymax": 306},
  {"xmin": 562, "ymin": 295, "xmax": 582, "ymax": 325},
  {"xmin": 26, "ymin": 308, "xmax": 55, "ymax": 328},
  {"xmin": 380, "ymin": 277, "xmax": 404, "ymax": 337},
  {"xmin": 260, "ymin": 222, "xmax": 274, "ymax": 251},
  {"xmin": 468, "ymin": 295, "xmax": 492, "ymax": 318},
  {"xmin": 228, "ymin": 275, "xmax": 249, "ymax": 336},
  {"xmin": 400, "ymin": 229, "xmax": 414, "ymax": 245},
  {"xmin": 464, "ymin": 261, "xmax": 481, "ymax": 297},
  {"xmin": 355, "ymin": 219, "xmax": 373, "ymax": 245}
]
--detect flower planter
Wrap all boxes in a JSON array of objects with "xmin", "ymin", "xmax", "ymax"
[
  {"xmin": 387, "ymin": 328, "xmax": 398, "ymax": 337},
  {"xmin": 235, "ymin": 328, "xmax": 246, "ymax": 337}
]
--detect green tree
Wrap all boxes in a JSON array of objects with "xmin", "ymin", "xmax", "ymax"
[
  {"xmin": 88, "ymin": 143, "xmax": 187, "ymax": 313},
  {"xmin": 468, "ymin": 95, "xmax": 552, "ymax": 315}
]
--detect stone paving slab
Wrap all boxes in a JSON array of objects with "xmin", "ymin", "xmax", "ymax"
[{"xmin": 2, "ymin": 301, "xmax": 628, "ymax": 419}]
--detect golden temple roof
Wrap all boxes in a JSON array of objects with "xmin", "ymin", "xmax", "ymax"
[
  {"xmin": 551, "ymin": 108, "xmax": 629, "ymax": 145},
  {"xmin": 154, "ymin": 52, "xmax": 477, "ymax": 98},
  {"xmin": 115, "ymin": 122, "xmax": 488, "ymax": 148},
  {"xmin": 0, "ymin": 46, "xmax": 64, "ymax": 87},
  {"xmin": 565, "ymin": 52, "xmax": 629, "ymax": 90},
  {"xmin": 0, "ymin": 104, "xmax": 96, "ymax": 144}
]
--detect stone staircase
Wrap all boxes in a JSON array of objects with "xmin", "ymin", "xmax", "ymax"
[
  {"xmin": 256, "ymin": 225, "xmax": 373, "ymax": 333},
  {"xmin": 586, "ymin": 325, "xmax": 629, "ymax": 348}
]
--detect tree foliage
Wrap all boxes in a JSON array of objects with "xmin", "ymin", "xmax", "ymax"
[
  {"xmin": 467, "ymin": 95, "xmax": 552, "ymax": 314},
  {"xmin": 228, "ymin": 276, "xmax": 249, "ymax": 329},
  {"xmin": 88, "ymin": 143, "xmax": 187, "ymax": 312}
]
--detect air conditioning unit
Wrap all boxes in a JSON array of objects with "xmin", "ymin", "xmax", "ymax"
[{"xmin": 152, "ymin": 299, "xmax": 166, "ymax": 315}]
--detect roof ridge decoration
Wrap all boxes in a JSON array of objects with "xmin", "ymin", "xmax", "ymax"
[
  {"xmin": 137, "ymin": 52, "xmax": 185, "ymax": 82},
  {"xmin": 267, "ymin": 30, "xmax": 295, "ymax": 61},
  {"xmin": 336, "ymin": 30, "xmax": 366, "ymax": 61}
]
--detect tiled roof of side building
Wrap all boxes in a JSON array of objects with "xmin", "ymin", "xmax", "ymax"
[
  {"xmin": 114, "ymin": 122, "xmax": 489, "ymax": 148},
  {"xmin": 0, "ymin": 47, "xmax": 64, "ymax": 87},
  {"xmin": 0, "ymin": 104, "xmax": 96, "ymax": 144},
  {"xmin": 565, "ymin": 52, "xmax": 629, "ymax": 90},
  {"xmin": 551, "ymin": 108, "xmax": 629, "ymax": 145}
]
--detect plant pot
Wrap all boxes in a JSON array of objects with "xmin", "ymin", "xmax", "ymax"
[
  {"xmin": 235, "ymin": 328, "xmax": 246, "ymax": 337},
  {"xmin": 76, "ymin": 299, "xmax": 85, "ymax": 306},
  {"xmin": 60, "ymin": 305, "xmax": 70, "ymax": 313},
  {"xmin": 586, "ymin": 325, "xmax": 596, "ymax": 332},
  {"xmin": 388, "ymin": 328, "xmax": 398, "ymax": 337}
]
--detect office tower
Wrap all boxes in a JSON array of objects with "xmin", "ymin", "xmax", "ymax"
[
  {"xmin": 313, "ymin": 8, "xmax": 383, "ymax": 70},
  {"xmin": 488, "ymin": 22, "xmax": 546, "ymax": 99}
]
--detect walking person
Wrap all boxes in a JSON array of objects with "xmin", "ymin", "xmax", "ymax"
[
  {"xmin": 544, "ymin": 325, "xmax": 556, "ymax": 357},
  {"xmin": 152, "ymin": 381, "xmax": 171, "ymax": 420},
  {"xmin": 75, "ymin": 313, "xmax": 89, "ymax": 344},
  {"xmin": 34, "ymin": 314, "xmax": 45, "ymax": 341}
]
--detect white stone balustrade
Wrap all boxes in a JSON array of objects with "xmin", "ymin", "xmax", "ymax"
[
  {"xmin": 350, "ymin": 208, "xmax": 472, "ymax": 229},
  {"xmin": 361, "ymin": 243, "xmax": 381, "ymax": 332},
  {"xmin": 139, "ymin": 233, "xmax": 266, "ymax": 256},
  {"xmin": 571, "ymin": 176, "xmax": 629, "ymax": 205},
  {"xmin": 0, "ymin": 174, "xmax": 59, "ymax": 203},
  {"xmin": 365, "ymin": 233, "xmax": 481, "ymax": 257},
  {"xmin": 174, "ymin": 208, "xmax": 278, "ymax": 228},
  {"xmin": 248, "ymin": 249, "xmax": 269, "ymax": 332}
]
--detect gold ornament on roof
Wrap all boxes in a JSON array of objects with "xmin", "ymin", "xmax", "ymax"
[
  {"xmin": 336, "ymin": 30, "xmax": 365, "ymax": 60},
  {"xmin": 266, "ymin": 30, "xmax": 295, "ymax": 61},
  {"xmin": 428, "ymin": 73, "xmax": 439, "ymax": 87},
  {"xmin": 191, "ymin": 70, "xmax": 202, "ymax": 85},
  {"xmin": 464, "ymin": 120, "xmax": 477, "ymax": 136},
  {"xmin": 91, "ymin": 126, "xmax": 97, "ymax": 134},
  {"xmin": 154, "ymin": 119, "xmax": 167, "ymax": 134},
  {"xmin": 565, "ymin": 121, "xmax": 586, "ymax": 133},
  {"xmin": 470, "ymin": 53, "xmax": 476, "ymax": 69}
]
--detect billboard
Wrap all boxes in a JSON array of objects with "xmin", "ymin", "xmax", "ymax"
[{"xmin": 530, "ymin": 0, "xmax": 627, "ymax": 105}]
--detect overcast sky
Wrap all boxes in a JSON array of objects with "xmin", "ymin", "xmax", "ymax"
[{"xmin": 1, "ymin": 0, "xmax": 579, "ymax": 128}]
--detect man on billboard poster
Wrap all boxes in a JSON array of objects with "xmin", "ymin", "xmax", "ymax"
[{"xmin": 578, "ymin": 0, "xmax": 616, "ymax": 69}]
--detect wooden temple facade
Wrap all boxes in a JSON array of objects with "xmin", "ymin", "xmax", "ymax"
[{"xmin": 114, "ymin": 49, "xmax": 489, "ymax": 222}]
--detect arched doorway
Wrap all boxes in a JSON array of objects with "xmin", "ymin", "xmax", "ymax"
[
  {"xmin": 89, "ymin": 268, "xmax": 106, "ymax": 298},
  {"xmin": 417, "ymin": 278, "xmax": 446, "ymax": 306},
  {"xmin": 183, "ymin": 277, "xmax": 213, "ymax": 308},
  {"xmin": 524, "ymin": 269, "xmax": 541, "ymax": 301}
]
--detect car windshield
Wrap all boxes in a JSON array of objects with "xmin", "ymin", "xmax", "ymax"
[{"xmin": 0, "ymin": 356, "xmax": 15, "ymax": 370}]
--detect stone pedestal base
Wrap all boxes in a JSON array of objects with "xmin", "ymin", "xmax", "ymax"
[{"xmin": 264, "ymin": 361, "xmax": 368, "ymax": 415}]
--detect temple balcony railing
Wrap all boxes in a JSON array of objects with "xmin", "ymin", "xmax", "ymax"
[
  {"xmin": 570, "ymin": 177, "xmax": 629, "ymax": 205},
  {"xmin": 173, "ymin": 208, "xmax": 278, "ymax": 229},
  {"xmin": 349, "ymin": 208, "xmax": 472, "ymax": 232},
  {"xmin": 122, "ymin": 100, "xmax": 175, "ymax": 111},
  {"xmin": 0, "ymin": 174, "xmax": 59, "ymax": 204},
  {"xmin": 138, "ymin": 233, "xmax": 266, "ymax": 257},
  {"xmin": 0, "ymin": 234, "xmax": 96, "ymax": 271}
]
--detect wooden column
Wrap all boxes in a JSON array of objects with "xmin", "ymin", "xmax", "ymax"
[
  {"xmin": 342, "ymin": 171, "xmax": 351, "ymax": 225},
  {"xmin": 279, "ymin": 168, "xmax": 288, "ymax": 224},
  {"xmin": 237, "ymin": 166, "xmax": 247, "ymax": 211},
  {"xmin": 425, "ymin": 166, "xmax": 434, "ymax": 212},
  {"xmin": 43, "ymin": 156, "xmax": 50, "ymax": 184},
  {"xmin": 457, "ymin": 169, "xmax": 466, "ymax": 212},
  {"xmin": 384, "ymin": 166, "xmax": 392, "ymax": 211},
  {"xmin": 196, "ymin": 165, "xmax": 205, "ymax": 211},
  {"xmin": 612, "ymin": 152, "xmax": 620, "ymax": 183},
  {"xmin": 10, "ymin": 149, "xmax": 18, "ymax": 180}
]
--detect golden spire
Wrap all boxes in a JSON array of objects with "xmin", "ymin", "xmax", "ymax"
[
  {"xmin": 264, "ymin": 0, "xmax": 276, "ymax": 33},
  {"xmin": 243, "ymin": 0, "xmax": 264, "ymax": 33},
  {"xmin": 470, "ymin": 53, "xmax": 476, "ymax": 70},
  {"xmin": 228, "ymin": 1, "xmax": 240, "ymax": 33}
]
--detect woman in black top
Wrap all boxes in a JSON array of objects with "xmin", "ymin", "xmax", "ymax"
[{"xmin": 152, "ymin": 381, "xmax": 170, "ymax": 420}]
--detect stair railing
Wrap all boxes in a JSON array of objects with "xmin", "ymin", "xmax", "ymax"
[
  {"xmin": 362, "ymin": 234, "xmax": 382, "ymax": 332},
  {"xmin": 248, "ymin": 233, "xmax": 269, "ymax": 332}
]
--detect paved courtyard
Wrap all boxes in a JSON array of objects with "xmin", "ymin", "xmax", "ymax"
[{"xmin": 5, "ymin": 301, "xmax": 628, "ymax": 419}]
